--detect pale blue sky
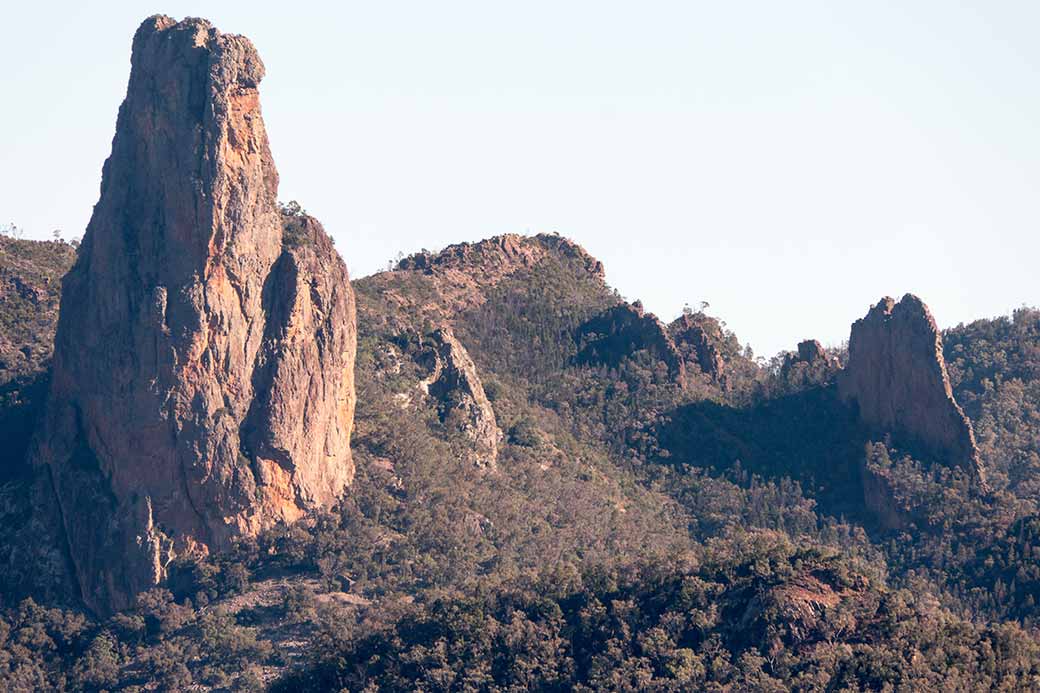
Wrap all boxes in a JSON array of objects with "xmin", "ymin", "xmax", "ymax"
[{"xmin": 2, "ymin": 2, "xmax": 1037, "ymax": 356}]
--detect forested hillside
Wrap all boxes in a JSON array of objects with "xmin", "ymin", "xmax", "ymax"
[{"xmin": 1, "ymin": 230, "xmax": 1039, "ymax": 690}]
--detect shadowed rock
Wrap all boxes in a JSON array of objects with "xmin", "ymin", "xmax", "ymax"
[
  {"xmin": 576, "ymin": 302, "xmax": 684, "ymax": 378},
  {"xmin": 30, "ymin": 16, "xmax": 356, "ymax": 614},
  {"xmin": 838, "ymin": 295, "xmax": 985, "ymax": 487},
  {"xmin": 669, "ymin": 312, "xmax": 726, "ymax": 381}
]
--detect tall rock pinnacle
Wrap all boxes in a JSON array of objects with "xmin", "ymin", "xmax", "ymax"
[
  {"xmin": 838, "ymin": 295, "xmax": 985, "ymax": 487},
  {"xmin": 31, "ymin": 16, "xmax": 356, "ymax": 613}
]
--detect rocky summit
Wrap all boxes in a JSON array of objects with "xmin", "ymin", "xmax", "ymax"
[
  {"xmin": 29, "ymin": 16, "xmax": 356, "ymax": 614},
  {"xmin": 839, "ymin": 294, "xmax": 985, "ymax": 486}
]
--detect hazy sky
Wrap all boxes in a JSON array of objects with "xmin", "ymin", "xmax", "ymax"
[{"xmin": 2, "ymin": 2, "xmax": 1038, "ymax": 356}]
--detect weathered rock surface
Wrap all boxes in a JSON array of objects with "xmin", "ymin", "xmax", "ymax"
[
  {"xmin": 838, "ymin": 295, "xmax": 985, "ymax": 486},
  {"xmin": 576, "ymin": 302, "xmax": 683, "ymax": 378},
  {"xmin": 669, "ymin": 312, "xmax": 727, "ymax": 381},
  {"xmin": 31, "ymin": 16, "xmax": 356, "ymax": 613},
  {"xmin": 419, "ymin": 328, "xmax": 501, "ymax": 468},
  {"xmin": 397, "ymin": 233, "xmax": 605, "ymax": 282},
  {"xmin": 793, "ymin": 339, "xmax": 835, "ymax": 368},
  {"xmin": 361, "ymin": 233, "xmax": 606, "ymax": 333}
]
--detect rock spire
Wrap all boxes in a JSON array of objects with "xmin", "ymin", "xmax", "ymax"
[
  {"xmin": 838, "ymin": 294, "xmax": 985, "ymax": 486},
  {"xmin": 31, "ymin": 16, "xmax": 357, "ymax": 613}
]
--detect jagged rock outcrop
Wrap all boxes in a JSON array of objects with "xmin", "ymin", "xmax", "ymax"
[
  {"xmin": 669, "ymin": 312, "xmax": 727, "ymax": 381},
  {"xmin": 397, "ymin": 233, "xmax": 605, "ymax": 281},
  {"xmin": 736, "ymin": 569, "xmax": 867, "ymax": 654},
  {"xmin": 419, "ymin": 328, "xmax": 501, "ymax": 468},
  {"xmin": 30, "ymin": 16, "xmax": 356, "ymax": 614},
  {"xmin": 361, "ymin": 233, "xmax": 607, "ymax": 333},
  {"xmin": 792, "ymin": 340, "xmax": 835, "ymax": 368},
  {"xmin": 780, "ymin": 339, "xmax": 839, "ymax": 388},
  {"xmin": 576, "ymin": 302, "xmax": 683, "ymax": 377},
  {"xmin": 838, "ymin": 295, "xmax": 985, "ymax": 486}
]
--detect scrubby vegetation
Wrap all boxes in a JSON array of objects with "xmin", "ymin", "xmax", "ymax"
[
  {"xmin": 2, "ymin": 235, "xmax": 1040, "ymax": 690},
  {"xmin": 0, "ymin": 236, "xmax": 76, "ymax": 478}
]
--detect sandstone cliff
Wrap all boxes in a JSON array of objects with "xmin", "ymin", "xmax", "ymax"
[
  {"xmin": 838, "ymin": 295, "xmax": 985, "ymax": 486},
  {"xmin": 419, "ymin": 328, "xmax": 502, "ymax": 468},
  {"xmin": 31, "ymin": 16, "xmax": 356, "ymax": 614}
]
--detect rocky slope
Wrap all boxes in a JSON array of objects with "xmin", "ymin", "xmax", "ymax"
[
  {"xmin": 0, "ymin": 237, "xmax": 76, "ymax": 475},
  {"xmin": 30, "ymin": 16, "xmax": 356, "ymax": 614}
]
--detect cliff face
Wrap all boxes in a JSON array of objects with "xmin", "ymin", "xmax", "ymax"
[
  {"xmin": 31, "ymin": 16, "xmax": 356, "ymax": 614},
  {"xmin": 838, "ymin": 295, "xmax": 984, "ymax": 486}
]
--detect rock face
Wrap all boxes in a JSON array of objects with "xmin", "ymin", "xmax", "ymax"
[
  {"xmin": 31, "ymin": 16, "xmax": 356, "ymax": 613},
  {"xmin": 576, "ymin": 302, "xmax": 683, "ymax": 378},
  {"xmin": 669, "ymin": 313, "xmax": 726, "ymax": 381},
  {"xmin": 838, "ymin": 295, "xmax": 984, "ymax": 486},
  {"xmin": 793, "ymin": 340, "xmax": 833, "ymax": 367},
  {"xmin": 419, "ymin": 328, "xmax": 501, "ymax": 468}
]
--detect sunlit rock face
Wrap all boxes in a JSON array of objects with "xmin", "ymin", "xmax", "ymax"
[
  {"xmin": 420, "ymin": 327, "xmax": 502, "ymax": 469},
  {"xmin": 31, "ymin": 15, "xmax": 356, "ymax": 614}
]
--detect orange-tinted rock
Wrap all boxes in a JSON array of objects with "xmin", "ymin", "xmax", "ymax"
[
  {"xmin": 838, "ymin": 295, "xmax": 985, "ymax": 486},
  {"xmin": 365, "ymin": 233, "xmax": 606, "ymax": 332},
  {"xmin": 31, "ymin": 16, "xmax": 356, "ymax": 614}
]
